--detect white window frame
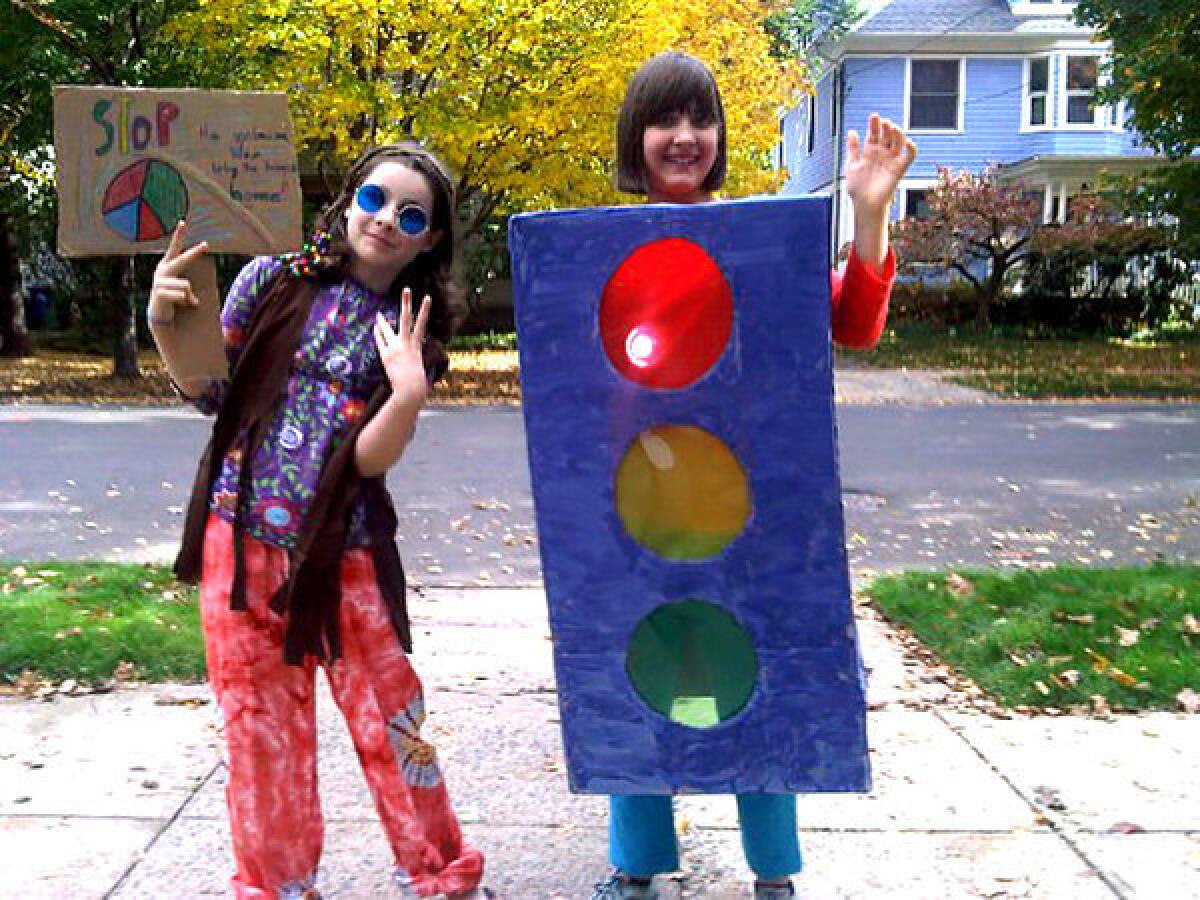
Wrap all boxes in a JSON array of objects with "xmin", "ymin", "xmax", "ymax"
[
  {"xmin": 1010, "ymin": 0, "xmax": 1076, "ymax": 15},
  {"xmin": 904, "ymin": 56, "xmax": 965, "ymax": 134},
  {"xmin": 1021, "ymin": 55, "xmax": 1052, "ymax": 132},
  {"xmin": 896, "ymin": 178, "xmax": 937, "ymax": 219},
  {"xmin": 901, "ymin": 185, "xmax": 935, "ymax": 221},
  {"xmin": 1059, "ymin": 51, "xmax": 1106, "ymax": 130}
]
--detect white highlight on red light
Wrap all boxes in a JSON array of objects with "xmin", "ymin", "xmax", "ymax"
[{"xmin": 625, "ymin": 326, "xmax": 658, "ymax": 368}]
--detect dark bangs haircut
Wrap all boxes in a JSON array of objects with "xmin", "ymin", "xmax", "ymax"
[
  {"xmin": 312, "ymin": 142, "xmax": 466, "ymax": 341},
  {"xmin": 616, "ymin": 51, "xmax": 727, "ymax": 195}
]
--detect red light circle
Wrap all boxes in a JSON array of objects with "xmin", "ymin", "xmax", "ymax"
[{"xmin": 599, "ymin": 238, "xmax": 733, "ymax": 389}]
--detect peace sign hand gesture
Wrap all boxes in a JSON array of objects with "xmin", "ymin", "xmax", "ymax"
[
  {"xmin": 148, "ymin": 221, "xmax": 210, "ymax": 325},
  {"xmin": 374, "ymin": 287, "xmax": 433, "ymax": 406}
]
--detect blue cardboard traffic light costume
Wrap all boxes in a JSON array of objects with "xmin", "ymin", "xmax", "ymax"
[{"xmin": 509, "ymin": 195, "xmax": 870, "ymax": 795}]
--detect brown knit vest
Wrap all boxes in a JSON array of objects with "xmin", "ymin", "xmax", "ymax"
[{"xmin": 174, "ymin": 270, "xmax": 446, "ymax": 664}]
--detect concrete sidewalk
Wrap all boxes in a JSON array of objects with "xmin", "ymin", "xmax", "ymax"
[{"xmin": 2, "ymin": 588, "xmax": 1196, "ymax": 899}]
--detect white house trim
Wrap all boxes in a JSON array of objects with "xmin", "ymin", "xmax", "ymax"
[
  {"xmin": 840, "ymin": 33, "xmax": 1090, "ymax": 58},
  {"xmin": 998, "ymin": 154, "xmax": 1174, "ymax": 221},
  {"xmin": 1010, "ymin": 0, "xmax": 1078, "ymax": 16}
]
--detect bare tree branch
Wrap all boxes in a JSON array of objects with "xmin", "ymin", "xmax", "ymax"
[{"xmin": 12, "ymin": 0, "xmax": 119, "ymax": 83}]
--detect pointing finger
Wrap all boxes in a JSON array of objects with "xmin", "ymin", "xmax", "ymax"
[{"xmin": 164, "ymin": 220, "xmax": 187, "ymax": 261}]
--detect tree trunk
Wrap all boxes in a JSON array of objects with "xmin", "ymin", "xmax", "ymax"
[
  {"xmin": 0, "ymin": 212, "xmax": 34, "ymax": 358},
  {"xmin": 975, "ymin": 258, "xmax": 1009, "ymax": 329},
  {"xmin": 975, "ymin": 276, "xmax": 999, "ymax": 329},
  {"xmin": 111, "ymin": 257, "xmax": 140, "ymax": 378}
]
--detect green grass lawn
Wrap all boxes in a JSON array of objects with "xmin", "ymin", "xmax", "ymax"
[
  {"xmin": 845, "ymin": 324, "xmax": 1200, "ymax": 400},
  {"xmin": 0, "ymin": 562, "xmax": 203, "ymax": 684},
  {"xmin": 6, "ymin": 560, "xmax": 1198, "ymax": 715},
  {"xmin": 866, "ymin": 564, "xmax": 1200, "ymax": 711}
]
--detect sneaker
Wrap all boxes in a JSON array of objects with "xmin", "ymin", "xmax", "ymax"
[
  {"xmin": 589, "ymin": 870, "xmax": 659, "ymax": 900},
  {"xmin": 279, "ymin": 879, "xmax": 320, "ymax": 899},
  {"xmin": 753, "ymin": 880, "xmax": 795, "ymax": 899},
  {"xmin": 445, "ymin": 889, "xmax": 495, "ymax": 899}
]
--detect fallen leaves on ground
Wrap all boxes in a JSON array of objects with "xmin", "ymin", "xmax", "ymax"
[
  {"xmin": 847, "ymin": 327, "xmax": 1200, "ymax": 400},
  {"xmin": 945, "ymin": 572, "xmax": 975, "ymax": 596},
  {"xmin": 0, "ymin": 349, "xmax": 522, "ymax": 405}
]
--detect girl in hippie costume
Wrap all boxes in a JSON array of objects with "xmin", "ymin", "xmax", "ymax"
[{"xmin": 148, "ymin": 143, "xmax": 491, "ymax": 900}]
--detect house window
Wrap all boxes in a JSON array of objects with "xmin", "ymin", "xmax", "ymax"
[
  {"xmin": 903, "ymin": 189, "xmax": 931, "ymax": 220},
  {"xmin": 806, "ymin": 95, "xmax": 816, "ymax": 155},
  {"xmin": 1025, "ymin": 57, "xmax": 1050, "ymax": 128},
  {"xmin": 1064, "ymin": 55, "xmax": 1101, "ymax": 126},
  {"xmin": 909, "ymin": 59, "xmax": 961, "ymax": 130}
]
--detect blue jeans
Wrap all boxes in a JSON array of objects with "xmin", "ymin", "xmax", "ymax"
[{"xmin": 609, "ymin": 794, "xmax": 802, "ymax": 881}]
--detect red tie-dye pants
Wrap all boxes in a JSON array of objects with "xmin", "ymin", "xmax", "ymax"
[{"xmin": 200, "ymin": 515, "xmax": 484, "ymax": 898}]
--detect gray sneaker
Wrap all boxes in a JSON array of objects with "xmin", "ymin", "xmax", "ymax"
[
  {"xmin": 589, "ymin": 870, "xmax": 659, "ymax": 900},
  {"xmin": 753, "ymin": 880, "xmax": 795, "ymax": 899}
]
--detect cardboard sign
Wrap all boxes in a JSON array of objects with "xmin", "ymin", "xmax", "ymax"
[
  {"xmin": 54, "ymin": 86, "xmax": 303, "ymax": 258},
  {"xmin": 510, "ymin": 197, "xmax": 870, "ymax": 795}
]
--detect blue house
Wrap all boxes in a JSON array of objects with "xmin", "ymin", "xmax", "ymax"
[{"xmin": 779, "ymin": 0, "xmax": 1166, "ymax": 253}]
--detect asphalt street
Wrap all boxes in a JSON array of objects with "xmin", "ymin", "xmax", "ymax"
[{"xmin": 1, "ymin": 403, "xmax": 1196, "ymax": 578}]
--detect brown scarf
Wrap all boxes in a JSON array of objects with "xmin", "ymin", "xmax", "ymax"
[{"xmin": 174, "ymin": 271, "xmax": 447, "ymax": 665}]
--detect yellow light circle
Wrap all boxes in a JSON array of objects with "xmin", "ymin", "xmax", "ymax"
[{"xmin": 615, "ymin": 425, "xmax": 751, "ymax": 561}]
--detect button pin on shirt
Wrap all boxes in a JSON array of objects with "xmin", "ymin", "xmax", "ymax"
[
  {"xmin": 327, "ymin": 353, "xmax": 352, "ymax": 378},
  {"xmin": 279, "ymin": 424, "xmax": 304, "ymax": 451}
]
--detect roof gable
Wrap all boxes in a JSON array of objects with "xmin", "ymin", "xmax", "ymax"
[{"xmin": 858, "ymin": 0, "xmax": 1018, "ymax": 35}]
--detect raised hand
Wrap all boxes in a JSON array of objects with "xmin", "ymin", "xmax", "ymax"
[
  {"xmin": 844, "ymin": 113, "xmax": 917, "ymax": 216},
  {"xmin": 148, "ymin": 221, "xmax": 210, "ymax": 325},
  {"xmin": 374, "ymin": 287, "xmax": 432, "ymax": 405}
]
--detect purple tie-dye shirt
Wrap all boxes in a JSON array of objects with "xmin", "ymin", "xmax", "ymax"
[{"xmin": 190, "ymin": 256, "xmax": 400, "ymax": 549}]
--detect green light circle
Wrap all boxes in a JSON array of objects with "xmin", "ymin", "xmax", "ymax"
[{"xmin": 625, "ymin": 600, "xmax": 758, "ymax": 729}]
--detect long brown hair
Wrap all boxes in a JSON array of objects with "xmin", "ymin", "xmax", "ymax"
[{"xmin": 312, "ymin": 142, "xmax": 466, "ymax": 340}]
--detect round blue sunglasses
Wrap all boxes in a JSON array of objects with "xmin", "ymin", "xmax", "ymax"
[{"xmin": 354, "ymin": 184, "xmax": 430, "ymax": 236}]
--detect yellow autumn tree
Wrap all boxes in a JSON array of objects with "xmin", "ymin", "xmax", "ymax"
[{"xmin": 169, "ymin": 0, "xmax": 805, "ymax": 233}]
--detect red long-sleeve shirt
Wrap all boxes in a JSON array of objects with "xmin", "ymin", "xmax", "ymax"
[{"xmin": 830, "ymin": 246, "xmax": 895, "ymax": 350}]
